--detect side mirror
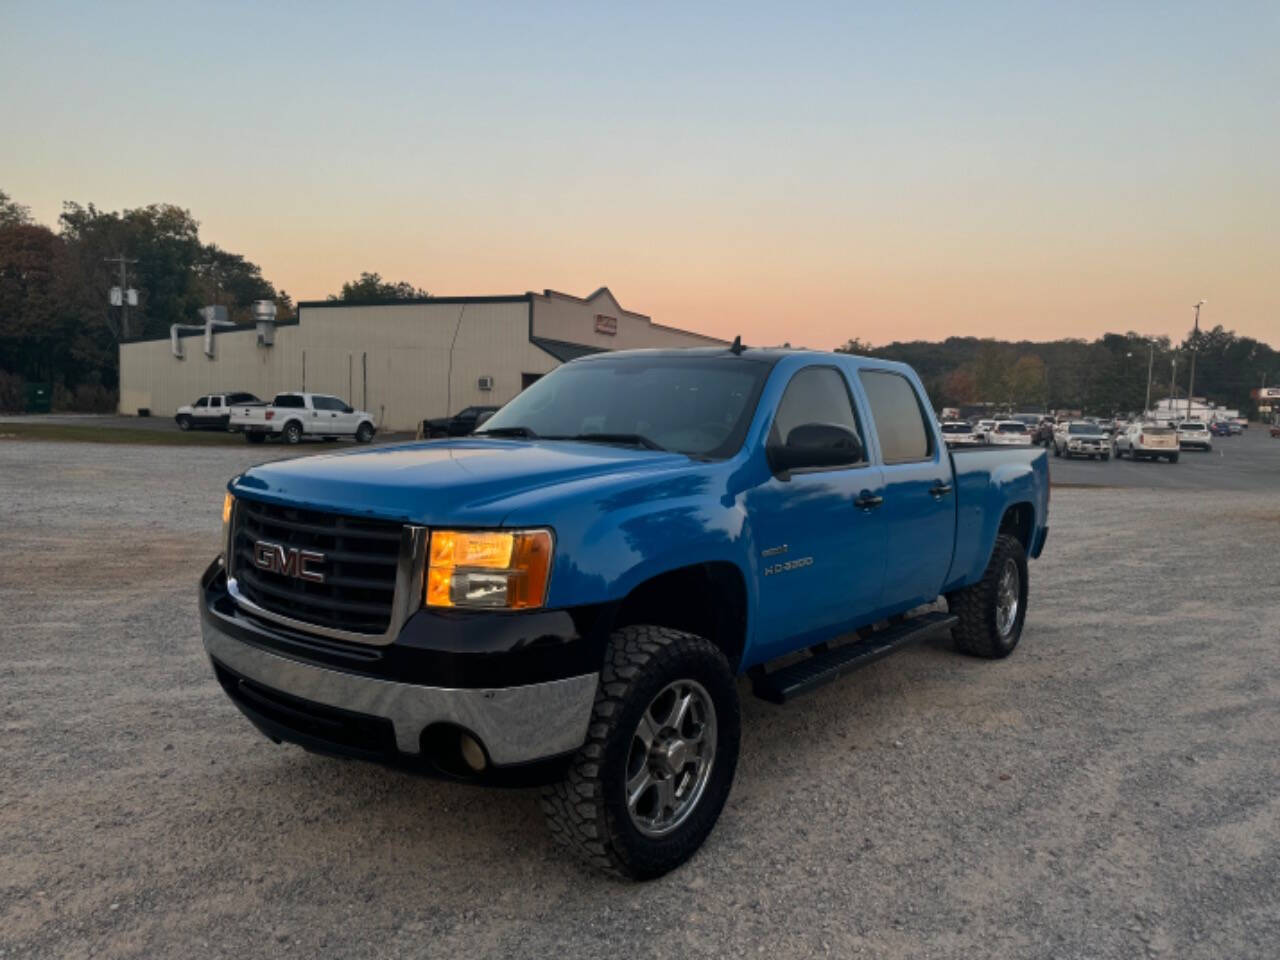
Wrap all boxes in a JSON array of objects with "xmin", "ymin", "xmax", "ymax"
[
  {"xmin": 768, "ymin": 422, "xmax": 864, "ymax": 474},
  {"xmin": 344, "ymin": 405, "xmax": 354, "ymax": 414}
]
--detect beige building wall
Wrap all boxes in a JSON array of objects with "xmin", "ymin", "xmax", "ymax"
[
  {"xmin": 118, "ymin": 300, "xmax": 556, "ymax": 431},
  {"xmin": 530, "ymin": 288, "xmax": 726, "ymax": 351},
  {"xmin": 117, "ymin": 287, "xmax": 724, "ymax": 432}
]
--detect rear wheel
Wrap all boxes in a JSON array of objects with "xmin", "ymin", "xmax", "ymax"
[
  {"xmin": 948, "ymin": 533, "xmax": 1028, "ymax": 659},
  {"xmin": 541, "ymin": 625, "xmax": 740, "ymax": 880},
  {"xmin": 283, "ymin": 421, "xmax": 303, "ymax": 445}
]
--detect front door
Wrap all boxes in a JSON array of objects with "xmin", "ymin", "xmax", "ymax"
[
  {"xmin": 745, "ymin": 365, "xmax": 887, "ymax": 663},
  {"xmin": 856, "ymin": 369, "xmax": 955, "ymax": 612}
]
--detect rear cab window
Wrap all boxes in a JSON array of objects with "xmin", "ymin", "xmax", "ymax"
[
  {"xmin": 272, "ymin": 394, "xmax": 305, "ymax": 408},
  {"xmin": 857, "ymin": 370, "xmax": 935, "ymax": 463}
]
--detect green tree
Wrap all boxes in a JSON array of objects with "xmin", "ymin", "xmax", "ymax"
[
  {"xmin": 0, "ymin": 188, "xmax": 32, "ymax": 228},
  {"xmin": 329, "ymin": 271, "xmax": 429, "ymax": 303}
]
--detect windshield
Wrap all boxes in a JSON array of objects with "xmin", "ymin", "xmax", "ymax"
[
  {"xmin": 1068, "ymin": 424, "xmax": 1103, "ymax": 435},
  {"xmin": 476, "ymin": 355, "xmax": 770, "ymax": 458},
  {"xmin": 997, "ymin": 423, "xmax": 1026, "ymax": 433},
  {"xmin": 941, "ymin": 423, "xmax": 972, "ymax": 434}
]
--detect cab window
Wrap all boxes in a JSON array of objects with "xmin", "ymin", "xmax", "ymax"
[
  {"xmin": 858, "ymin": 370, "xmax": 934, "ymax": 464},
  {"xmin": 771, "ymin": 367, "xmax": 866, "ymax": 463},
  {"xmin": 194, "ymin": 397, "xmax": 208, "ymax": 408}
]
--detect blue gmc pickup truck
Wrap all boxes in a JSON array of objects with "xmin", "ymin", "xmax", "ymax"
[{"xmin": 201, "ymin": 346, "xmax": 1049, "ymax": 879}]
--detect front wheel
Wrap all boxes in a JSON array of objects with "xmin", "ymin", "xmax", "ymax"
[
  {"xmin": 176, "ymin": 415, "xmax": 191, "ymax": 431},
  {"xmin": 355, "ymin": 422, "xmax": 375, "ymax": 444},
  {"xmin": 541, "ymin": 625, "xmax": 740, "ymax": 880},
  {"xmin": 947, "ymin": 533, "xmax": 1028, "ymax": 659}
]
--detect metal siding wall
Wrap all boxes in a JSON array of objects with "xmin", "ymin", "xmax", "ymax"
[
  {"xmin": 116, "ymin": 301, "xmax": 553, "ymax": 431},
  {"xmin": 531, "ymin": 291, "xmax": 726, "ymax": 351}
]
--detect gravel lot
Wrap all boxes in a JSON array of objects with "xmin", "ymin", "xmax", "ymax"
[{"xmin": 2, "ymin": 439, "xmax": 1278, "ymax": 959}]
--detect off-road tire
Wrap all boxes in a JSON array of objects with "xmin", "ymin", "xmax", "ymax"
[
  {"xmin": 947, "ymin": 533, "xmax": 1028, "ymax": 659},
  {"xmin": 176, "ymin": 415, "xmax": 191, "ymax": 431},
  {"xmin": 541, "ymin": 625, "xmax": 740, "ymax": 881},
  {"xmin": 356, "ymin": 422, "xmax": 375, "ymax": 444},
  {"xmin": 283, "ymin": 421, "xmax": 303, "ymax": 444}
]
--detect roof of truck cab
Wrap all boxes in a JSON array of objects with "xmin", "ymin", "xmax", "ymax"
[{"xmin": 568, "ymin": 346, "xmax": 909, "ymax": 370}]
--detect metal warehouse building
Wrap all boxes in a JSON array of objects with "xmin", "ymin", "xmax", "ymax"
[{"xmin": 118, "ymin": 287, "xmax": 725, "ymax": 432}]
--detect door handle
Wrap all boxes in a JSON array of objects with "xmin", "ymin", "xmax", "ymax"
[
  {"xmin": 930, "ymin": 481, "xmax": 953, "ymax": 498},
  {"xmin": 854, "ymin": 491, "xmax": 884, "ymax": 510}
]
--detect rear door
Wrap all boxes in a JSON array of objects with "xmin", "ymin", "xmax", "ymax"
[
  {"xmin": 855, "ymin": 369, "xmax": 956, "ymax": 612},
  {"xmin": 744, "ymin": 365, "xmax": 886, "ymax": 660}
]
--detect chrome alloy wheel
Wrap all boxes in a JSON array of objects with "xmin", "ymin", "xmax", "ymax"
[
  {"xmin": 625, "ymin": 679, "xmax": 717, "ymax": 837},
  {"xmin": 995, "ymin": 558, "xmax": 1020, "ymax": 638}
]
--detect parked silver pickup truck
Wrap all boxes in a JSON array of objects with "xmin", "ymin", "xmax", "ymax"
[{"xmin": 229, "ymin": 392, "xmax": 377, "ymax": 445}]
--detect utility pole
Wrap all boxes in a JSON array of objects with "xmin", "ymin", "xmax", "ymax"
[
  {"xmin": 1186, "ymin": 299, "xmax": 1204, "ymax": 422},
  {"xmin": 1168, "ymin": 357, "xmax": 1177, "ymax": 422},
  {"xmin": 1144, "ymin": 341, "xmax": 1155, "ymax": 416},
  {"xmin": 103, "ymin": 254, "xmax": 138, "ymax": 339}
]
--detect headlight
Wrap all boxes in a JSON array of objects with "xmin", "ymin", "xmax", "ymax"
[
  {"xmin": 426, "ymin": 529, "xmax": 553, "ymax": 610},
  {"xmin": 221, "ymin": 492, "xmax": 234, "ymax": 559}
]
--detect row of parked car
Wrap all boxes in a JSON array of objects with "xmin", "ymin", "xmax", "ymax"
[{"xmin": 939, "ymin": 413, "xmax": 1235, "ymax": 464}]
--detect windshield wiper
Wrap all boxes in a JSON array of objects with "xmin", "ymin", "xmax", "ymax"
[
  {"xmin": 563, "ymin": 432, "xmax": 667, "ymax": 451},
  {"xmin": 475, "ymin": 425, "xmax": 538, "ymax": 438}
]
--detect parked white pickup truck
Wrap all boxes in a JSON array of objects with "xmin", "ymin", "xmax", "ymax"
[
  {"xmin": 230, "ymin": 392, "xmax": 377, "ymax": 445},
  {"xmin": 175, "ymin": 392, "xmax": 263, "ymax": 432}
]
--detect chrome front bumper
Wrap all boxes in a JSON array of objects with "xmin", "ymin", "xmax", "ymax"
[{"xmin": 202, "ymin": 617, "xmax": 598, "ymax": 765}]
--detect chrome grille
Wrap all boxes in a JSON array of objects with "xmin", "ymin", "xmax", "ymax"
[{"xmin": 230, "ymin": 499, "xmax": 404, "ymax": 635}]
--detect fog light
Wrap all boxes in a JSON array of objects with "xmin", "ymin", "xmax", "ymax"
[{"xmin": 459, "ymin": 733, "xmax": 487, "ymax": 772}]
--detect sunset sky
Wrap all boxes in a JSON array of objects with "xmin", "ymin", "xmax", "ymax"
[{"xmin": 3, "ymin": 2, "xmax": 1276, "ymax": 347}]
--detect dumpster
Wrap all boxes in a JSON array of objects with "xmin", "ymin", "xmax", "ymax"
[{"xmin": 24, "ymin": 383, "xmax": 52, "ymax": 413}]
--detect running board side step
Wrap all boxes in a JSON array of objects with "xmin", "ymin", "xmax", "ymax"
[{"xmin": 751, "ymin": 611, "xmax": 958, "ymax": 704}]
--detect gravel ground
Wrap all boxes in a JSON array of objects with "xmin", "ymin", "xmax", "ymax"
[{"xmin": 2, "ymin": 440, "xmax": 1278, "ymax": 960}]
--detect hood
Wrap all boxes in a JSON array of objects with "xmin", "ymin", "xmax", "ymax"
[{"xmin": 229, "ymin": 438, "xmax": 694, "ymax": 526}]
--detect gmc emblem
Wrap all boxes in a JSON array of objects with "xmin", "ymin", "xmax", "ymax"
[{"xmin": 253, "ymin": 540, "xmax": 326, "ymax": 583}]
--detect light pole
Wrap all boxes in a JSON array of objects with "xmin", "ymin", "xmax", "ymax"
[
  {"xmin": 1168, "ymin": 357, "xmax": 1178, "ymax": 423},
  {"xmin": 1143, "ymin": 341, "xmax": 1156, "ymax": 416},
  {"xmin": 1186, "ymin": 299, "xmax": 1205, "ymax": 422}
]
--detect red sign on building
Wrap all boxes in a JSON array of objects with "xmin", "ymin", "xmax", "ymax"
[{"xmin": 594, "ymin": 314, "xmax": 618, "ymax": 336}]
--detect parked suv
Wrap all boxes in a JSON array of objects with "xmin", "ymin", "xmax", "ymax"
[
  {"xmin": 1053, "ymin": 421, "xmax": 1110, "ymax": 460},
  {"xmin": 1114, "ymin": 423, "xmax": 1179, "ymax": 462},
  {"xmin": 1175, "ymin": 421, "xmax": 1212, "ymax": 451}
]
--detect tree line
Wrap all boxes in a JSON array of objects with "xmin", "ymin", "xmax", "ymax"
[
  {"xmin": 0, "ymin": 187, "xmax": 429, "ymax": 412},
  {"xmin": 839, "ymin": 327, "xmax": 1279, "ymax": 419}
]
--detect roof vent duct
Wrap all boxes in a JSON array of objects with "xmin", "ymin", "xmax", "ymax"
[{"xmin": 253, "ymin": 300, "xmax": 277, "ymax": 347}]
